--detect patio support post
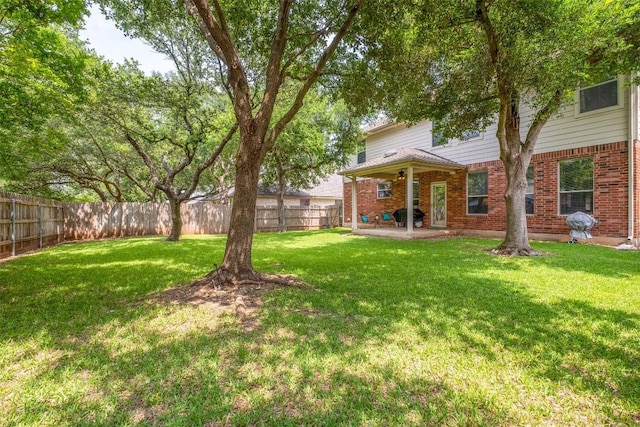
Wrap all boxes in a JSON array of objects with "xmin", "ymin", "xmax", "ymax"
[
  {"xmin": 406, "ymin": 167, "xmax": 414, "ymax": 235},
  {"xmin": 351, "ymin": 176, "xmax": 358, "ymax": 230}
]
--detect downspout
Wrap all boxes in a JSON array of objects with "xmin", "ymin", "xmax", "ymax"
[
  {"xmin": 351, "ymin": 176, "xmax": 358, "ymax": 230},
  {"xmin": 628, "ymin": 80, "xmax": 637, "ymax": 241},
  {"xmin": 406, "ymin": 166, "xmax": 414, "ymax": 236}
]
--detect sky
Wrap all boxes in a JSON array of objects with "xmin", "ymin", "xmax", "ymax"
[{"xmin": 79, "ymin": 5, "xmax": 175, "ymax": 75}]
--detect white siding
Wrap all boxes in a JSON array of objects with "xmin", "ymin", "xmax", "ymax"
[
  {"xmin": 361, "ymin": 84, "xmax": 630, "ymax": 166},
  {"xmin": 366, "ymin": 121, "xmax": 432, "ymax": 159},
  {"xmin": 530, "ymin": 87, "xmax": 628, "ymax": 154},
  {"xmin": 430, "ymin": 122, "xmax": 500, "ymax": 164}
]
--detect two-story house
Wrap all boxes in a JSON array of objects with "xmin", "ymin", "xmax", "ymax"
[{"xmin": 340, "ymin": 76, "xmax": 639, "ymax": 245}]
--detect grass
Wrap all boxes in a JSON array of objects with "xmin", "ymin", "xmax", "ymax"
[{"xmin": 1, "ymin": 229, "xmax": 639, "ymax": 426}]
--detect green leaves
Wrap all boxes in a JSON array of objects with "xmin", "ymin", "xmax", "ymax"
[
  {"xmin": 0, "ymin": 1, "xmax": 90, "ymax": 192},
  {"xmin": 262, "ymin": 88, "xmax": 359, "ymax": 192},
  {"xmin": 345, "ymin": 0, "xmax": 640, "ymax": 136}
]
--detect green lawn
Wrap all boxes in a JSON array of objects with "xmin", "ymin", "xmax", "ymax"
[{"xmin": 1, "ymin": 230, "xmax": 639, "ymax": 426}]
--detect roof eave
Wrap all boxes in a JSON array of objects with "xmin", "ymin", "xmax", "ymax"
[{"xmin": 341, "ymin": 159, "xmax": 466, "ymax": 179}]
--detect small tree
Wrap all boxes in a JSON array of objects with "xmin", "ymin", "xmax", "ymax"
[{"xmin": 261, "ymin": 91, "xmax": 359, "ymax": 232}]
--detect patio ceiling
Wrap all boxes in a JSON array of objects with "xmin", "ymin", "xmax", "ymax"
[{"xmin": 340, "ymin": 147, "xmax": 466, "ymax": 179}]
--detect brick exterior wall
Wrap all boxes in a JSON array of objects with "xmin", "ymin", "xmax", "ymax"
[{"xmin": 345, "ymin": 141, "xmax": 634, "ymax": 238}]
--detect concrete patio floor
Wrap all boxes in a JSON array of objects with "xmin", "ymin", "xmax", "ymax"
[{"xmin": 351, "ymin": 226, "xmax": 457, "ymax": 240}]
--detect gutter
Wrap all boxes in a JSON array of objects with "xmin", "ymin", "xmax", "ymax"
[{"xmin": 628, "ymin": 79, "xmax": 638, "ymax": 241}]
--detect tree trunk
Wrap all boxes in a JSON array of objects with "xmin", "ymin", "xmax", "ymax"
[
  {"xmin": 219, "ymin": 134, "xmax": 262, "ymax": 278},
  {"xmin": 167, "ymin": 198, "xmax": 182, "ymax": 242},
  {"xmin": 498, "ymin": 155, "xmax": 537, "ymax": 255},
  {"xmin": 493, "ymin": 94, "xmax": 540, "ymax": 256}
]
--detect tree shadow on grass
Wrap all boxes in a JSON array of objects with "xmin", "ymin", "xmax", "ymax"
[
  {"xmin": 255, "ymin": 239, "xmax": 640, "ymax": 424},
  {"xmin": 528, "ymin": 240, "xmax": 640, "ymax": 280},
  {"xmin": 2, "ymin": 233, "xmax": 639, "ymax": 425},
  {"xmin": 0, "ymin": 237, "xmax": 225, "ymax": 341},
  {"xmin": 2, "ymin": 302, "xmax": 513, "ymax": 426}
]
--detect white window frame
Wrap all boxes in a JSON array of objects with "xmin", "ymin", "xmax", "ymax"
[
  {"xmin": 461, "ymin": 130, "xmax": 482, "ymax": 141},
  {"xmin": 412, "ymin": 179, "xmax": 419, "ymax": 208},
  {"xmin": 431, "ymin": 121, "xmax": 447, "ymax": 147},
  {"xmin": 467, "ymin": 170, "xmax": 488, "ymax": 215},
  {"xmin": 526, "ymin": 165, "xmax": 534, "ymax": 215},
  {"xmin": 356, "ymin": 140, "xmax": 366, "ymax": 164},
  {"xmin": 558, "ymin": 157, "xmax": 594, "ymax": 216},
  {"xmin": 377, "ymin": 182, "xmax": 392, "ymax": 199},
  {"xmin": 575, "ymin": 76, "xmax": 622, "ymax": 117}
]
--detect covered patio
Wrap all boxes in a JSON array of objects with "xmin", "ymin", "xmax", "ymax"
[{"xmin": 340, "ymin": 147, "xmax": 466, "ymax": 238}]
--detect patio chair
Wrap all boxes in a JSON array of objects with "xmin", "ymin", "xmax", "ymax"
[
  {"xmin": 380, "ymin": 212, "xmax": 394, "ymax": 226},
  {"xmin": 360, "ymin": 213, "xmax": 370, "ymax": 224}
]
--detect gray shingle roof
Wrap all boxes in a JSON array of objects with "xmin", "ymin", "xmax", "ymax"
[{"xmin": 341, "ymin": 147, "xmax": 465, "ymax": 175}]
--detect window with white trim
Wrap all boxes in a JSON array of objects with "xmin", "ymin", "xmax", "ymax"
[
  {"xmin": 579, "ymin": 77, "xmax": 618, "ymax": 114},
  {"xmin": 357, "ymin": 140, "xmax": 366, "ymax": 164},
  {"xmin": 559, "ymin": 157, "xmax": 593, "ymax": 215},
  {"xmin": 467, "ymin": 171, "xmax": 488, "ymax": 214},
  {"xmin": 432, "ymin": 121, "xmax": 447, "ymax": 147},
  {"xmin": 377, "ymin": 182, "xmax": 392, "ymax": 199},
  {"xmin": 412, "ymin": 180, "xmax": 419, "ymax": 208},
  {"xmin": 461, "ymin": 130, "xmax": 481, "ymax": 140},
  {"xmin": 526, "ymin": 166, "xmax": 534, "ymax": 215}
]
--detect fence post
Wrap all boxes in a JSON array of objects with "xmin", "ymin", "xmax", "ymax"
[
  {"xmin": 254, "ymin": 204, "xmax": 258, "ymax": 232},
  {"xmin": 10, "ymin": 198, "xmax": 15, "ymax": 256},
  {"xmin": 38, "ymin": 203, "xmax": 43, "ymax": 249},
  {"xmin": 57, "ymin": 205, "xmax": 62, "ymax": 243}
]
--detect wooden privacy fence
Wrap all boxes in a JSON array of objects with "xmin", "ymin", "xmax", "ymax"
[
  {"xmin": 0, "ymin": 192, "xmax": 64, "ymax": 259},
  {"xmin": 255, "ymin": 205, "xmax": 342, "ymax": 231},
  {"xmin": 0, "ymin": 192, "xmax": 343, "ymax": 259},
  {"xmin": 65, "ymin": 202, "xmax": 341, "ymax": 239},
  {"xmin": 64, "ymin": 202, "xmax": 233, "ymax": 240}
]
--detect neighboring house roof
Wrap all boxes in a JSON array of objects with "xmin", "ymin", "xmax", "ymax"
[
  {"xmin": 304, "ymin": 174, "xmax": 344, "ymax": 199},
  {"xmin": 207, "ymin": 174, "xmax": 344, "ymax": 202},
  {"xmin": 258, "ymin": 185, "xmax": 312, "ymax": 198},
  {"xmin": 258, "ymin": 174, "xmax": 344, "ymax": 199},
  {"xmin": 340, "ymin": 147, "xmax": 466, "ymax": 179}
]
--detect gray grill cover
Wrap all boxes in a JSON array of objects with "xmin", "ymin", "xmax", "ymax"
[{"xmin": 566, "ymin": 211, "xmax": 598, "ymax": 239}]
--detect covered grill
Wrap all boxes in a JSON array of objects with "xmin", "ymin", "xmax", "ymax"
[{"xmin": 566, "ymin": 211, "xmax": 599, "ymax": 243}]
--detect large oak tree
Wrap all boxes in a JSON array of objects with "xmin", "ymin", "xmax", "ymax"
[{"xmin": 99, "ymin": 0, "xmax": 365, "ymax": 283}]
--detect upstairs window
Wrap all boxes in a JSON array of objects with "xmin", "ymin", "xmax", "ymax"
[
  {"xmin": 357, "ymin": 141, "xmax": 366, "ymax": 164},
  {"xmin": 467, "ymin": 171, "xmax": 488, "ymax": 215},
  {"xmin": 579, "ymin": 77, "xmax": 618, "ymax": 114},
  {"xmin": 559, "ymin": 157, "xmax": 593, "ymax": 215},
  {"xmin": 432, "ymin": 131, "xmax": 447, "ymax": 147},
  {"xmin": 432, "ymin": 122, "xmax": 447, "ymax": 147},
  {"xmin": 461, "ymin": 130, "xmax": 481, "ymax": 140}
]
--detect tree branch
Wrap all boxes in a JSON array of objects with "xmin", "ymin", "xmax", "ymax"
[
  {"xmin": 256, "ymin": 0, "xmax": 293, "ymax": 134},
  {"xmin": 524, "ymin": 90, "xmax": 565, "ymax": 150},
  {"xmin": 181, "ymin": 122, "xmax": 239, "ymax": 200},
  {"xmin": 265, "ymin": 0, "xmax": 364, "ymax": 152}
]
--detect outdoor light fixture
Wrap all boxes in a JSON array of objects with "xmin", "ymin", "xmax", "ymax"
[{"xmin": 398, "ymin": 169, "xmax": 406, "ymax": 180}]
